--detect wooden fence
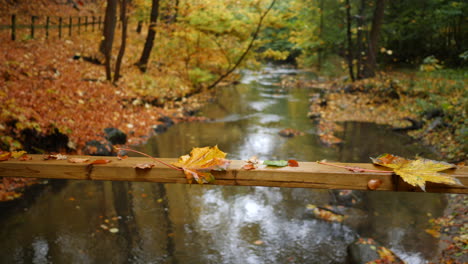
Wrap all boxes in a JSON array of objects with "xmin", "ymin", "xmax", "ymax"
[
  {"xmin": 0, "ymin": 155, "xmax": 467, "ymax": 194},
  {"xmin": 0, "ymin": 14, "xmax": 103, "ymax": 40}
]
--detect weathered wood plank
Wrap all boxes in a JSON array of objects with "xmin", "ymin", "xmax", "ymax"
[{"xmin": 0, "ymin": 155, "xmax": 467, "ymax": 193}]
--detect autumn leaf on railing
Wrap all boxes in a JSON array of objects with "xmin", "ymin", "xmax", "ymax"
[
  {"xmin": 371, "ymin": 153, "xmax": 462, "ymax": 191},
  {"xmin": 172, "ymin": 146, "xmax": 231, "ymax": 184}
]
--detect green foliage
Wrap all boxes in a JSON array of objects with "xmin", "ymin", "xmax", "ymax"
[
  {"xmin": 420, "ymin": 56, "xmax": 443, "ymax": 72},
  {"xmin": 384, "ymin": 0, "xmax": 467, "ymax": 66},
  {"xmin": 188, "ymin": 67, "xmax": 215, "ymax": 84}
]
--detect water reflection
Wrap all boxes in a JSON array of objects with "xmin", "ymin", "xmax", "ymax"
[{"xmin": 0, "ymin": 66, "xmax": 448, "ymax": 263}]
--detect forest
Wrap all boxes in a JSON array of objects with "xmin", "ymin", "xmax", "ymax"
[{"xmin": 0, "ymin": 0, "xmax": 467, "ymax": 263}]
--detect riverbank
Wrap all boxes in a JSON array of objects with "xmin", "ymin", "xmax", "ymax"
[
  {"xmin": 306, "ymin": 69, "xmax": 467, "ymax": 263},
  {"xmin": 307, "ymin": 69, "xmax": 467, "ymax": 163},
  {"xmin": 0, "ymin": 33, "xmax": 214, "ymax": 201}
]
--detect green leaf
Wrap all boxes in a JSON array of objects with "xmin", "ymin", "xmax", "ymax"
[{"xmin": 263, "ymin": 160, "xmax": 288, "ymax": 167}]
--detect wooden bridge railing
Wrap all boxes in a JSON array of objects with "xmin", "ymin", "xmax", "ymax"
[{"xmin": 0, "ymin": 155, "xmax": 467, "ymax": 194}]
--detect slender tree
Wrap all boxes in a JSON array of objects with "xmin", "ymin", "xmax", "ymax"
[
  {"xmin": 317, "ymin": 0, "xmax": 324, "ymax": 71},
  {"xmin": 135, "ymin": 0, "xmax": 160, "ymax": 72},
  {"xmin": 362, "ymin": 0, "xmax": 386, "ymax": 78},
  {"xmin": 100, "ymin": 0, "xmax": 118, "ymax": 81},
  {"xmin": 114, "ymin": 0, "xmax": 128, "ymax": 84},
  {"xmin": 356, "ymin": 0, "xmax": 366, "ymax": 79},
  {"xmin": 345, "ymin": 0, "xmax": 355, "ymax": 81}
]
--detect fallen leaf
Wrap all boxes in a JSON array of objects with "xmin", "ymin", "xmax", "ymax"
[
  {"xmin": 68, "ymin": 158, "xmax": 90, "ymax": 163},
  {"xmin": 377, "ymin": 247, "xmax": 398, "ymax": 263},
  {"xmin": 253, "ymin": 240, "xmax": 264, "ymax": 245},
  {"xmin": 242, "ymin": 156, "xmax": 260, "ymax": 170},
  {"xmin": 0, "ymin": 152, "xmax": 11, "ymax": 161},
  {"xmin": 278, "ymin": 128, "xmax": 304, "ymax": 137},
  {"xmin": 43, "ymin": 154, "xmax": 68, "ymax": 160},
  {"xmin": 264, "ymin": 160, "xmax": 288, "ymax": 167},
  {"xmin": 134, "ymin": 163, "xmax": 155, "ymax": 170},
  {"xmin": 371, "ymin": 154, "xmax": 461, "ymax": 191},
  {"xmin": 288, "ymin": 159, "xmax": 299, "ymax": 167},
  {"xmin": 242, "ymin": 163, "xmax": 256, "ymax": 170},
  {"xmin": 18, "ymin": 155, "xmax": 32, "ymax": 161},
  {"xmin": 172, "ymin": 146, "xmax": 231, "ymax": 184},
  {"xmin": 11, "ymin": 151, "xmax": 27, "ymax": 159},
  {"xmin": 306, "ymin": 204, "xmax": 344, "ymax": 222},
  {"xmin": 89, "ymin": 159, "xmax": 111, "ymax": 165},
  {"xmin": 117, "ymin": 155, "xmax": 128, "ymax": 160},
  {"xmin": 425, "ymin": 228, "xmax": 441, "ymax": 238}
]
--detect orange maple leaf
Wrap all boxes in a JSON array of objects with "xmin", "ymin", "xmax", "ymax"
[{"xmin": 172, "ymin": 146, "xmax": 231, "ymax": 184}]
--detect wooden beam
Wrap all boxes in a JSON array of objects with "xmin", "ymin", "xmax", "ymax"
[{"xmin": 0, "ymin": 155, "xmax": 467, "ymax": 193}]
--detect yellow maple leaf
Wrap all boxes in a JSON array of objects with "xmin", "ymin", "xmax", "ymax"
[
  {"xmin": 371, "ymin": 154, "xmax": 461, "ymax": 191},
  {"xmin": 172, "ymin": 146, "xmax": 231, "ymax": 184}
]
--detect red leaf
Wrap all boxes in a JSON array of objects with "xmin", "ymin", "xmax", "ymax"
[
  {"xmin": 89, "ymin": 159, "xmax": 111, "ymax": 165},
  {"xmin": 18, "ymin": 155, "xmax": 32, "ymax": 161},
  {"xmin": 242, "ymin": 163, "xmax": 256, "ymax": 170},
  {"xmin": 288, "ymin": 159, "xmax": 299, "ymax": 167},
  {"xmin": 117, "ymin": 155, "xmax": 128, "ymax": 160}
]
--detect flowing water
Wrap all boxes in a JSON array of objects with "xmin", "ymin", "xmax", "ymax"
[{"xmin": 0, "ymin": 66, "xmax": 450, "ymax": 263}]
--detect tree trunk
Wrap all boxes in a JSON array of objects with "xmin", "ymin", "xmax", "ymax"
[
  {"xmin": 136, "ymin": 20, "xmax": 143, "ymax": 34},
  {"xmin": 356, "ymin": 0, "xmax": 366, "ymax": 79},
  {"xmin": 362, "ymin": 0, "xmax": 386, "ymax": 78},
  {"xmin": 114, "ymin": 0, "xmax": 128, "ymax": 84},
  {"xmin": 100, "ymin": 0, "xmax": 118, "ymax": 81},
  {"xmin": 135, "ymin": 0, "xmax": 160, "ymax": 73},
  {"xmin": 317, "ymin": 0, "xmax": 324, "ymax": 71},
  {"xmin": 345, "ymin": 0, "xmax": 355, "ymax": 81}
]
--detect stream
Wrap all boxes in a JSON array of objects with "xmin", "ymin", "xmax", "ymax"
[{"xmin": 0, "ymin": 66, "xmax": 448, "ymax": 263}]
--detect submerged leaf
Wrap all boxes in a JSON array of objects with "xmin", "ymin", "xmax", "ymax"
[
  {"xmin": 264, "ymin": 160, "xmax": 288, "ymax": 167},
  {"xmin": 371, "ymin": 153, "xmax": 460, "ymax": 191},
  {"xmin": 306, "ymin": 204, "xmax": 344, "ymax": 223},
  {"xmin": 172, "ymin": 146, "xmax": 230, "ymax": 184}
]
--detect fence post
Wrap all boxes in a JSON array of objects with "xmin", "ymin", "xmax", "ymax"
[
  {"xmin": 11, "ymin": 14, "xmax": 16, "ymax": 41},
  {"xmin": 59, "ymin": 17, "xmax": 62, "ymax": 39},
  {"xmin": 85, "ymin": 16, "xmax": 88, "ymax": 31},
  {"xmin": 31, "ymin": 15, "xmax": 36, "ymax": 39},
  {"xmin": 78, "ymin": 16, "xmax": 81, "ymax": 35},
  {"xmin": 92, "ymin": 16, "xmax": 95, "ymax": 32},
  {"xmin": 98, "ymin": 16, "xmax": 101, "ymax": 30},
  {"xmin": 46, "ymin": 16, "xmax": 50, "ymax": 39},
  {"xmin": 69, "ymin": 16, "xmax": 72, "ymax": 37}
]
